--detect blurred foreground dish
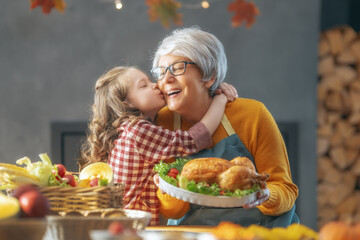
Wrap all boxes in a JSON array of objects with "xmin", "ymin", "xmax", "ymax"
[
  {"xmin": 0, "ymin": 219, "xmax": 47, "ymax": 240},
  {"xmin": 43, "ymin": 209, "xmax": 151, "ymax": 240},
  {"xmin": 211, "ymin": 221, "xmax": 318, "ymax": 240}
]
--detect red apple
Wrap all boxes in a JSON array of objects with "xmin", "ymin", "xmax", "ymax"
[
  {"xmin": 19, "ymin": 190, "xmax": 50, "ymax": 218},
  {"xmin": 108, "ymin": 221, "xmax": 125, "ymax": 235},
  {"xmin": 11, "ymin": 184, "xmax": 38, "ymax": 199}
]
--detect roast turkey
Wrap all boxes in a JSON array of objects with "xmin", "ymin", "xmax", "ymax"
[{"xmin": 180, "ymin": 157, "xmax": 269, "ymax": 191}]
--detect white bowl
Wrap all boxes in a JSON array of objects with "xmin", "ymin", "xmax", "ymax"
[{"xmin": 159, "ymin": 177, "xmax": 258, "ymax": 208}]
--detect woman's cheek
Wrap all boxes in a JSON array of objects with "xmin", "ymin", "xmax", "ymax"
[{"xmin": 158, "ymin": 81, "xmax": 165, "ymax": 93}]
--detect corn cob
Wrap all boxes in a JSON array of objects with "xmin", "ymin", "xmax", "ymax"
[
  {"xmin": 0, "ymin": 163, "xmax": 30, "ymax": 174},
  {"xmin": 0, "ymin": 163, "xmax": 40, "ymax": 189}
]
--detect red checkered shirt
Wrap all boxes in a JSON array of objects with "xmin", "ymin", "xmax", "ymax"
[{"xmin": 108, "ymin": 119, "xmax": 211, "ymax": 226}]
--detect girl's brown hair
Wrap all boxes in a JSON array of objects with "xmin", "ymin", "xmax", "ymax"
[{"xmin": 79, "ymin": 66, "xmax": 147, "ymax": 169}]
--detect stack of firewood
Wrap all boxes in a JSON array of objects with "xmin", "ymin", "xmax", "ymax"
[{"xmin": 317, "ymin": 25, "xmax": 360, "ymax": 228}]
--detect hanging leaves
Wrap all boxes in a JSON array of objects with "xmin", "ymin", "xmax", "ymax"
[
  {"xmin": 26, "ymin": 0, "xmax": 260, "ymax": 29},
  {"xmin": 146, "ymin": 0, "xmax": 183, "ymax": 28},
  {"xmin": 53, "ymin": 0, "xmax": 66, "ymax": 13},
  {"xmin": 29, "ymin": 0, "xmax": 66, "ymax": 14},
  {"xmin": 228, "ymin": 0, "xmax": 260, "ymax": 28}
]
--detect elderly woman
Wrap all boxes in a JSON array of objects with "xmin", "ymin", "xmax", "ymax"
[{"xmin": 151, "ymin": 27, "xmax": 299, "ymax": 227}]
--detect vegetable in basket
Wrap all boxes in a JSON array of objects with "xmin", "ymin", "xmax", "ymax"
[
  {"xmin": 77, "ymin": 162, "xmax": 113, "ymax": 187},
  {"xmin": 0, "ymin": 163, "xmax": 40, "ymax": 190},
  {"xmin": 0, "ymin": 153, "xmax": 80, "ymax": 189},
  {"xmin": 16, "ymin": 153, "xmax": 53, "ymax": 186}
]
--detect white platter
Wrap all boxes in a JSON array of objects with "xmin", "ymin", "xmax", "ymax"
[{"xmin": 159, "ymin": 176, "xmax": 258, "ymax": 208}]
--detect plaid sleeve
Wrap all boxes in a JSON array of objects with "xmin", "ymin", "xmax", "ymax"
[{"xmin": 125, "ymin": 120, "xmax": 210, "ymax": 163}]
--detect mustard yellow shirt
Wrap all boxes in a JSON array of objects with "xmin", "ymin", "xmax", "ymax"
[{"xmin": 156, "ymin": 98, "xmax": 298, "ymax": 217}]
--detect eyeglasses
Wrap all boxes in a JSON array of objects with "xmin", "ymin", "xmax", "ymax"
[{"xmin": 150, "ymin": 61, "xmax": 196, "ymax": 81}]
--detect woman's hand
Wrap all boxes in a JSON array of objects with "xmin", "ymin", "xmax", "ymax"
[
  {"xmin": 215, "ymin": 83, "xmax": 238, "ymax": 102},
  {"xmin": 243, "ymin": 186, "xmax": 270, "ymax": 209}
]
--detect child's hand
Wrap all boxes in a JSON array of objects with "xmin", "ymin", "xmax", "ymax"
[
  {"xmin": 153, "ymin": 174, "xmax": 166, "ymax": 193},
  {"xmin": 214, "ymin": 83, "xmax": 238, "ymax": 102},
  {"xmin": 153, "ymin": 174, "xmax": 160, "ymax": 187},
  {"xmin": 213, "ymin": 93, "xmax": 228, "ymax": 105}
]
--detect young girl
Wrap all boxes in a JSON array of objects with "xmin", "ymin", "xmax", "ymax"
[{"xmin": 80, "ymin": 66, "xmax": 235, "ymax": 225}]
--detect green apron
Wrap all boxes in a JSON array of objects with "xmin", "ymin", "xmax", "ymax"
[{"xmin": 168, "ymin": 114, "xmax": 299, "ymax": 228}]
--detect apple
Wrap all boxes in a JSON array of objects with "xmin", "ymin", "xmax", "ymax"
[
  {"xmin": 11, "ymin": 184, "xmax": 38, "ymax": 199},
  {"xmin": 19, "ymin": 190, "xmax": 50, "ymax": 218},
  {"xmin": 108, "ymin": 221, "xmax": 125, "ymax": 235}
]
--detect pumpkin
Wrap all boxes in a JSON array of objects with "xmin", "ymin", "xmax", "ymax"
[{"xmin": 319, "ymin": 220, "xmax": 360, "ymax": 240}]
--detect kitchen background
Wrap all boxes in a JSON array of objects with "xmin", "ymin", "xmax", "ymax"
[{"xmin": 1, "ymin": 0, "xmax": 359, "ymax": 230}]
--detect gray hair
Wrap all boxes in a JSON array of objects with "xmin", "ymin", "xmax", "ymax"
[{"xmin": 152, "ymin": 27, "xmax": 227, "ymax": 96}]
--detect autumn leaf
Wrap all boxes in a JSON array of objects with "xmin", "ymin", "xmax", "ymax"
[
  {"xmin": 29, "ymin": 0, "xmax": 43, "ymax": 10},
  {"xmin": 228, "ymin": 0, "xmax": 260, "ymax": 28},
  {"xmin": 54, "ymin": 0, "xmax": 66, "ymax": 13},
  {"xmin": 41, "ymin": 0, "xmax": 54, "ymax": 14},
  {"xmin": 146, "ymin": 0, "xmax": 183, "ymax": 28},
  {"xmin": 29, "ymin": 0, "xmax": 66, "ymax": 14}
]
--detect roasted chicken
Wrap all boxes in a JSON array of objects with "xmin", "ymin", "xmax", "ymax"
[
  {"xmin": 180, "ymin": 158, "xmax": 233, "ymax": 184},
  {"xmin": 230, "ymin": 156, "xmax": 256, "ymax": 172},
  {"xmin": 180, "ymin": 157, "xmax": 269, "ymax": 191}
]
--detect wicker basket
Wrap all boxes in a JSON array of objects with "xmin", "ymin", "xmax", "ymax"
[
  {"xmin": 42, "ymin": 209, "xmax": 151, "ymax": 240},
  {"xmin": 38, "ymin": 183, "xmax": 124, "ymax": 215}
]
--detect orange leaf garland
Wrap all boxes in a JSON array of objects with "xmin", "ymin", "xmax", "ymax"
[
  {"xmin": 228, "ymin": 0, "xmax": 260, "ymax": 28},
  {"xmin": 29, "ymin": 0, "xmax": 66, "ymax": 14},
  {"xmin": 27, "ymin": 0, "xmax": 259, "ymax": 28},
  {"xmin": 54, "ymin": 0, "xmax": 66, "ymax": 13},
  {"xmin": 41, "ymin": 0, "xmax": 54, "ymax": 14},
  {"xmin": 30, "ymin": 0, "xmax": 41, "ymax": 10},
  {"xmin": 146, "ymin": 0, "xmax": 183, "ymax": 28}
]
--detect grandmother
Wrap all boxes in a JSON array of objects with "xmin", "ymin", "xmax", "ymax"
[{"xmin": 151, "ymin": 27, "xmax": 299, "ymax": 227}]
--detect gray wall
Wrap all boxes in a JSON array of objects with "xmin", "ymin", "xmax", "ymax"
[{"xmin": 0, "ymin": 1, "xmax": 320, "ymax": 229}]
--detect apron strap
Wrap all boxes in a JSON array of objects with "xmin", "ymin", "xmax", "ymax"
[
  {"xmin": 221, "ymin": 114, "xmax": 236, "ymax": 136},
  {"xmin": 174, "ymin": 112, "xmax": 181, "ymax": 130},
  {"xmin": 173, "ymin": 112, "xmax": 236, "ymax": 136}
]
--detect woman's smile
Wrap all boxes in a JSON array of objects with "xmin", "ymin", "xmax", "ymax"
[{"xmin": 166, "ymin": 88, "xmax": 182, "ymax": 98}]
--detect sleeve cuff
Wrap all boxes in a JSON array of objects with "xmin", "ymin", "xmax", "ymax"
[
  {"xmin": 188, "ymin": 122, "xmax": 212, "ymax": 150},
  {"xmin": 257, "ymin": 185, "xmax": 283, "ymax": 216},
  {"xmin": 262, "ymin": 187, "xmax": 279, "ymax": 209}
]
